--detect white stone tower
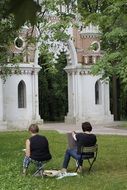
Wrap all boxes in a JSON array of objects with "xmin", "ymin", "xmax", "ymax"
[
  {"xmin": 64, "ymin": 24, "xmax": 113, "ymax": 124},
  {"xmin": 0, "ymin": 26, "xmax": 41, "ymax": 129}
]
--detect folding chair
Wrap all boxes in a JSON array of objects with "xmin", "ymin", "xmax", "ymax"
[
  {"xmin": 32, "ymin": 160, "xmax": 48, "ymax": 176},
  {"xmin": 76, "ymin": 144, "xmax": 98, "ymax": 172}
]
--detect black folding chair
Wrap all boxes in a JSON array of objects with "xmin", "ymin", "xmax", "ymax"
[
  {"xmin": 31, "ymin": 160, "xmax": 49, "ymax": 176},
  {"xmin": 76, "ymin": 144, "xmax": 98, "ymax": 172}
]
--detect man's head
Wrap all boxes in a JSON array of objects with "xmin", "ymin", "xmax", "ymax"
[
  {"xmin": 82, "ymin": 122, "xmax": 92, "ymax": 132},
  {"xmin": 28, "ymin": 124, "xmax": 39, "ymax": 134}
]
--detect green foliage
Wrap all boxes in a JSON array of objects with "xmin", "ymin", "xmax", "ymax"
[
  {"xmin": 1, "ymin": 131, "xmax": 127, "ymax": 189},
  {"xmin": 0, "ymin": 13, "xmax": 19, "ymax": 78},
  {"xmin": 0, "ymin": 0, "xmax": 76, "ymax": 79},
  {"xmin": 0, "ymin": 17, "xmax": 17, "ymax": 59},
  {"xmin": 39, "ymin": 51, "xmax": 68, "ymax": 121},
  {"xmin": 8, "ymin": 0, "xmax": 41, "ymax": 28},
  {"xmin": 78, "ymin": 0, "xmax": 127, "ymax": 85}
]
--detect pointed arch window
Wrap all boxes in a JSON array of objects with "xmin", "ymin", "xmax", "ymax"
[
  {"xmin": 18, "ymin": 80, "xmax": 26, "ymax": 108},
  {"xmin": 95, "ymin": 80, "xmax": 102, "ymax": 104}
]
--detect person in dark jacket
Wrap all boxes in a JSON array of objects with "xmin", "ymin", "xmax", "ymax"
[
  {"xmin": 61, "ymin": 122, "xmax": 97, "ymax": 173},
  {"xmin": 22, "ymin": 124, "xmax": 52, "ymax": 175}
]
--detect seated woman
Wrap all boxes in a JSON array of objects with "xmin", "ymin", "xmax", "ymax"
[
  {"xmin": 22, "ymin": 124, "xmax": 52, "ymax": 175},
  {"xmin": 61, "ymin": 122, "xmax": 97, "ymax": 173}
]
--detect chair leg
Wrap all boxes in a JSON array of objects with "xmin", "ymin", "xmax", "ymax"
[
  {"xmin": 88, "ymin": 159, "xmax": 96, "ymax": 172},
  {"xmin": 75, "ymin": 165, "xmax": 79, "ymax": 172},
  {"xmin": 33, "ymin": 166, "xmax": 44, "ymax": 176},
  {"xmin": 75, "ymin": 160, "xmax": 79, "ymax": 172},
  {"xmin": 75, "ymin": 164, "xmax": 83, "ymax": 173}
]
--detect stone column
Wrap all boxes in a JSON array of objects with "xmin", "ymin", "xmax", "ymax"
[
  {"xmin": 0, "ymin": 78, "xmax": 3, "ymax": 121},
  {"xmin": 65, "ymin": 69, "xmax": 77, "ymax": 124},
  {"xmin": 32, "ymin": 66, "xmax": 41, "ymax": 122}
]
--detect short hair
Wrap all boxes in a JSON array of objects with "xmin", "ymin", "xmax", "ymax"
[
  {"xmin": 82, "ymin": 122, "xmax": 92, "ymax": 132},
  {"xmin": 28, "ymin": 124, "xmax": 39, "ymax": 133}
]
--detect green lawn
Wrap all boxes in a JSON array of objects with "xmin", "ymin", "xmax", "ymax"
[{"xmin": 0, "ymin": 130, "xmax": 127, "ymax": 190}]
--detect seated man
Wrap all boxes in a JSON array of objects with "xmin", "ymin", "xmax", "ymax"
[
  {"xmin": 61, "ymin": 122, "xmax": 97, "ymax": 173},
  {"xmin": 22, "ymin": 124, "xmax": 52, "ymax": 175}
]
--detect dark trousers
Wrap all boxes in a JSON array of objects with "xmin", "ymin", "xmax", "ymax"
[
  {"xmin": 23, "ymin": 156, "xmax": 32, "ymax": 168},
  {"xmin": 62, "ymin": 148, "xmax": 82, "ymax": 169}
]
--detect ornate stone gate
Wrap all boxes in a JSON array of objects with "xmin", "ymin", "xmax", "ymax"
[{"xmin": 64, "ymin": 24, "xmax": 113, "ymax": 124}]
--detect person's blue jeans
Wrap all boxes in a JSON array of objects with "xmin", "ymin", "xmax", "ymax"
[
  {"xmin": 62, "ymin": 148, "xmax": 82, "ymax": 169},
  {"xmin": 23, "ymin": 156, "xmax": 32, "ymax": 168}
]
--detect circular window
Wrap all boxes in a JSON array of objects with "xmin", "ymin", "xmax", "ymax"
[
  {"xmin": 91, "ymin": 41, "xmax": 100, "ymax": 52},
  {"xmin": 14, "ymin": 37, "xmax": 24, "ymax": 49}
]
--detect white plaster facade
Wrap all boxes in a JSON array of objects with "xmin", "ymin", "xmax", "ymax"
[
  {"xmin": 0, "ymin": 64, "xmax": 41, "ymax": 130},
  {"xmin": 64, "ymin": 64, "xmax": 113, "ymax": 124},
  {"xmin": 0, "ymin": 27, "xmax": 42, "ymax": 130},
  {"xmin": 64, "ymin": 26, "xmax": 113, "ymax": 125}
]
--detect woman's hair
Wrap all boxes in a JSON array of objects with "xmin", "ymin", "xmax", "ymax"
[
  {"xmin": 82, "ymin": 122, "xmax": 92, "ymax": 132},
  {"xmin": 28, "ymin": 124, "xmax": 39, "ymax": 133}
]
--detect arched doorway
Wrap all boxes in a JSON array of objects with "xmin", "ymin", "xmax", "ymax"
[{"xmin": 38, "ymin": 52, "xmax": 68, "ymax": 122}]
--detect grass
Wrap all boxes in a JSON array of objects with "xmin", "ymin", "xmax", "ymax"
[{"xmin": 0, "ymin": 130, "xmax": 127, "ymax": 190}]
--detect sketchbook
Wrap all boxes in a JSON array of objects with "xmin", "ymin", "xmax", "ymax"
[{"xmin": 67, "ymin": 132, "xmax": 77, "ymax": 149}]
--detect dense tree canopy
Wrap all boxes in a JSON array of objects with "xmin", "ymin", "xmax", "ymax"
[
  {"xmin": 0, "ymin": 0, "xmax": 76, "ymax": 78},
  {"xmin": 39, "ymin": 50, "xmax": 68, "ymax": 121},
  {"xmin": 78, "ymin": 0, "xmax": 127, "ymax": 84}
]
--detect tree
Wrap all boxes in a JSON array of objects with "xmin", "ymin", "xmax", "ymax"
[
  {"xmin": 0, "ymin": 0, "xmax": 77, "ymax": 78},
  {"xmin": 8, "ymin": 0, "xmax": 41, "ymax": 28},
  {"xmin": 0, "ymin": 1, "xmax": 19, "ymax": 77},
  {"xmin": 78, "ymin": 0, "xmax": 127, "ymax": 120},
  {"xmin": 8, "ymin": 0, "xmax": 77, "ymax": 28},
  {"xmin": 38, "ymin": 48, "xmax": 68, "ymax": 121},
  {"xmin": 0, "ymin": 0, "xmax": 77, "ymax": 56},
  {"xmin": 78, "ymin": 0, "xmax": 127, "ymax": 83}
]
